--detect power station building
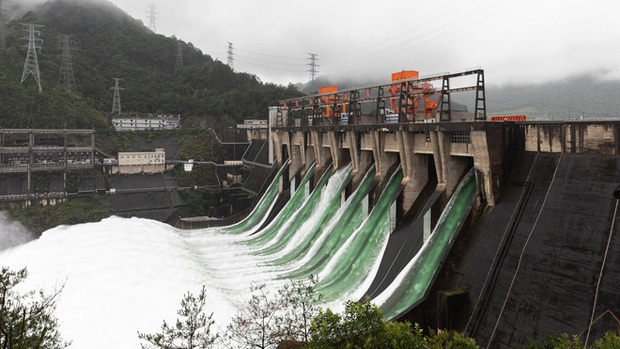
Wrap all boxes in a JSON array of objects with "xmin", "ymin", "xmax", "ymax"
[
  {"xmin": 105, "ymin": 148, "xmax": 167, "ymax": 174},
  {"xmin": 111, "ymin": 114, "xmax": 181, "ymax": 131}
]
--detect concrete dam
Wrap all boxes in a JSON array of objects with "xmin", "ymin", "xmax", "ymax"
[
  {"xmin": 184, "ymin": 70, "xmax": 619, "ymax": 347},
  {"xmin": 267, "ymin": 120, "xmax": 619, "ymax": 347}
]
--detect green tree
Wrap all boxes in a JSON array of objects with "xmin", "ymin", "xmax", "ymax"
[
  {"xmin": 185, "ymin": 190, "xmax": 207, "ymax": 216},
  {"xmin": 0, "ymin": 267, "xmax": 70, "ymax": 349},
  {"xmin": 308, "ymin": 298, "xmax": 426, "ymax": 349},
  {"xmin": 138, "ymin": 285, "xmax": 218, "ymax": 349},
  {"xmin": 426, "ymin": 329, "xmax": 478, "ymax": 349},
  {"xmin": 384, "ymin": 322, "xmax": 426, "ymax": 349},
  {"xmin": 525, "ymin": 332, "xmax": 582, "ymax": 349},
  {"xmin": 592, "ymin": 330, "xmax": 620, "ymax": 348}
]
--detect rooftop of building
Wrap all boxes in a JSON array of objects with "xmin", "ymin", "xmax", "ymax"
[{"xmin": 108, "ymin": 114, "xmax": 180, "ymax": 120}]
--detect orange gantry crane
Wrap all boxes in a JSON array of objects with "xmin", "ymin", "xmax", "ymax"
[{"xmin": 278, "ymin": 68, "xmax": 487, "ymax": 126}]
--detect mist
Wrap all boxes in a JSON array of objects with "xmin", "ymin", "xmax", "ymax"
[
  {"xmin": 0, "ymin": 212, "xmax": 35, "ymax": 252},
  {"xmin": 3, "ymin": 0, "xmax": 121, "ymax": 22}
]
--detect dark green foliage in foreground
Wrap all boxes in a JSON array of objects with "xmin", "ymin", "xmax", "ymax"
[
  {"xmin": 525, "ymin": 332, "xmax": 581, "ymax": 349},
  {"xmin": 425, "ymin": 329, "xmax": 478, "ymax": 349},
  {"xmin": 308, "ymin": 299, "xmax": 433, "ymax": 349},
  {"xmin": 525, "ymin": 331, "xmax": 620, "ymax": 349},
  {"xmin": 592, "ymin": 331, "xmax": 620, "ymax": 348},
  {"xmin": 0, "ymin": 267, "xmax": 70, "ymax": 349}
]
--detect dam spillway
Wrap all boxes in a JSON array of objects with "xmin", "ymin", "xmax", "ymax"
[
  {"xmin": 1, "ymin": 69, "xmax": 619, "ymax": 349},
  {"xmin": 263, "ymin": 115, "xmax": 620, "ymax": 347}
]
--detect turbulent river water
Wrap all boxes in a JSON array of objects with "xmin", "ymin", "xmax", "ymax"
[
  {"xmin": 0, "ymin": 166, "xmax": 366, "ymax": 348},
  {"xmin": 0, "ymin": 164, "xmax": 477, "ymax": 348}
]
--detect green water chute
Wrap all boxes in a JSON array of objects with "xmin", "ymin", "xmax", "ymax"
[
  {"xmin": 284, "ymin": 165, "xmax": 377, "ymax": 279},
  {"xmin": 378, "ymin": 170, "xmax": 477, "ymax": 321},
  {"xmin": 240, "ymin": 162, "xmax": 317, "ymax": 246},
  {"xmin": 252, "ymin": 163, "xmax": 337, "ymax": 256},
  {"xmin": 222, "ymin": 161, "xmax": 290, "ymax": 235},
  {"xmin": 265, "ymin": 164, "xmax": 353, "ymax": 267},
  {"xmin": 314, "ymin": 167, "xmax": 404, "ymax": 302}
]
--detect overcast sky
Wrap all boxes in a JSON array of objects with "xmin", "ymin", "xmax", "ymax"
[{"xmin": 102, "ymin": 0, "xmax": 620, "ymax": 86}]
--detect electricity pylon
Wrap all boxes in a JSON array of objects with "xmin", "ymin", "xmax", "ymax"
[
  {"xmin": 307, "ymin": 53, "xmax": 319, "ymax": 82},
  {"xmin": 58, "ymin": 35, "xmax": 77, "ymax": 93},
  {"xmin": 21, "ymin": 23, "xmax": 44, "ymax": 92},
  {"xmin": 227, "ymin": 42, "xmax": 234, "ymax": 70},
  {"xmin": 110, "ymin": 78, "xmax": 124, "ymax": 115},
  {"xmin": 147, "ymin": 3, "xmax": 157, "ymax": 32},
  {"xmin": 175, "ymin": 42, "xmax": 183, "ymax": 71}
]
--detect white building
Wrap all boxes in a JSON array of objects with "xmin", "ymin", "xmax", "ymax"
[
  {"xmin": 110, "ymin": 148, "xmax": 167, "ymax": 174},
  {"xmin": 111, "ymin": 114, "xmax": 181, "ymax": 131},
  {"xmin": 236, "ymin": 119, "xmax": 267, "ymax": 129}
]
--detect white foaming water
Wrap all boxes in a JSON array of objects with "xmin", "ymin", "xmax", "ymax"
[
  {"xmin": 0, "ymin": 166, "xmax": 394, "ymax": 348},
  {"xmin": 0, "ymin": 212, "xmax": 35, "ymax": 251},
  {"xmin": 273, "ymin": 165, "xmax": 352, "ymax": 259},
  {"xmin": 252, "ymin": 165, "xmax": 351, "ymax": 261},
  {"xmin": 0, "ymin": 217, "xmax": 237, "ymax": 349}
]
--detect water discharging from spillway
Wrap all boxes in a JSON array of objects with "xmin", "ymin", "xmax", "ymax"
[
  {"xmin": 0, "ymin": 163, "xmax": 473, "ymax": 348},
  {"xmin": 220, "ymin": 161, "xmax": 290, "ymax": 235},
  {"xmin": 375, "ymin": 169, "xmax": 477, "ymax": 321}
]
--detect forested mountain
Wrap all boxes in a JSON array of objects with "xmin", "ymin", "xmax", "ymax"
[{"xmin": 0, "ymin": 0, "xmax": 301, "ymax": 130}]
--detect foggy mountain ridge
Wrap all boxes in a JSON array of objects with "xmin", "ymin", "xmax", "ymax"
[
  {"xmin": 2, "ymin": 0, "xmax": 618, "ymax": 126},
  {"xmin": 296, "ymin": 73, "xmax": 620, "ymax": 119},
  {"xmin": 0, "ymin": 0, "xmax": 301, "ymax": 129}
]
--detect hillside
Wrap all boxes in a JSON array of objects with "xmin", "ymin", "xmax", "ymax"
[{"xmin": 0, "ymin": 0, "xmax": 302, "ymax": 129}]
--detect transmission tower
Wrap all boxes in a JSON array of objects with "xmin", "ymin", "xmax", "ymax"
[
  {"xmin": 307, "ymin": 53, "xmax": 319, "ymax": 82},
  {"xmin": 175, "ymin": 42, "xmax": 183, "ymax": 71},
  {"xmin": 227, "ymin": 42, "xmax": 234, "ymax": 70},
  {"xmin": 110, "ymin": 78, "xmax": 124, "ymax": 115},
  {"xmin": 20, "ymin": 23, "xmax": 44, "ymax": 92},
  {"xmin": 58, "ymin": 35, "xmax": 77, "ymax": 93},
  {"xmin": 147, "ymin": 3, "xmax": 157, "ymax": 32}
]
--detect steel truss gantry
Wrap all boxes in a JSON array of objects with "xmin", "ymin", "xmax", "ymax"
[{"xmin": 278, "ymin": 69, "xmax": 487, "ymax": 127}]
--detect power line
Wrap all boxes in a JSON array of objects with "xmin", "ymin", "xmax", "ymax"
[
  {"xmin": 233, "ymin": 58, "xmax": 306, "ymax": 73},
  {"xmin": 319, "ymin": 0, "xmax": 486, "ymax": 61},
  {"xmin": 198, "ymin": 2, "xmax": 489, "ymax": 80},
  {"xmin": 232, "ymin": 52, "xmax": 307, "ymax": 68},
  {"xmin": 234, "ymin": 47, "xmax": 305, "ymax": 61},
  {"xmin": 320, "ymin": 1, "xmax": 514, "ymax": 73}
]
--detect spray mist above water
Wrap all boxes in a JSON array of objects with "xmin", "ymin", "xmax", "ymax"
[
  {"xmin": 0, "ymin": 164, "xmax": 478, "ymax": 348},
  {"xmin": 0, "ymin": 212, "xmax": 35, "ymax": 251}
]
